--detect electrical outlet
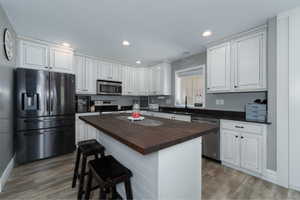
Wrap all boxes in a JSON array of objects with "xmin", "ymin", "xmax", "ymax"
[{"xmin": 216, "ymin": 99, "xmax": 224, "ymax": 105}]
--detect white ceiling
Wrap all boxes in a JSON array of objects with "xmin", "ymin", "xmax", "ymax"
[{"xmin": 1, "ymin": 0, "xmax": 300, "ymax": 66}]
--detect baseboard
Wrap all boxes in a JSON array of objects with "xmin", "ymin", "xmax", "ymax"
[
  {"xmin": 0, "ymin": 155, "xmax": 15, "ymax": 192},
  {"xmin": 262, "ymin": 169, "xmax": 278, "ymax": 185},
  {"xmin": 289, "ymin": 184, "xmax": 300, "ymax": 192}
]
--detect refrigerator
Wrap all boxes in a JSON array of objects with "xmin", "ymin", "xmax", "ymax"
[{"xmin": 15, "ymin": 68, "xmax": 76, "ymax": 164}]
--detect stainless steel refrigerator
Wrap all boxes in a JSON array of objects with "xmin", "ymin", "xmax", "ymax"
[{"xmin": 15, "ymin": 68, "xmax": 76, "ymax": 164}]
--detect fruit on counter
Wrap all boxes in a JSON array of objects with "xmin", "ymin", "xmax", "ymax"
[{"xmin": 132, "ymin": 112, "xmax": 141, "ymax": 118}]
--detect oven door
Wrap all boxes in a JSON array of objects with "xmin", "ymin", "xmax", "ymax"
[{"xmin": 97, "ymin": 81, "xmax": 122, "ymax": 95}]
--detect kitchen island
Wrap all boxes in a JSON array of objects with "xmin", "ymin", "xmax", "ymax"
[{"xmin": 79, "ymin": 114, "xmax": 218, "ymax": 200}]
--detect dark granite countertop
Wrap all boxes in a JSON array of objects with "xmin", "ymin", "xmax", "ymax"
[
  {"xmin": 79, "ymin": 114, "xmax": 218, "ymax": 155},
  {"xmin": 157, "ymin": 106, "xmax": 271, "ymax": 125}
]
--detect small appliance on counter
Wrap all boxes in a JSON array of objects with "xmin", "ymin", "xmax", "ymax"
[
  {"xmin": 245, "ymin": 99, "xmax": 267, "ymax": 122},
  {"xmin": 76, "ymin": 95, "xmax": 91, "ymax": 113}
]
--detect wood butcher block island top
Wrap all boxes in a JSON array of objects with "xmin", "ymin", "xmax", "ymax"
[{"xmin": 79, "ymin": 114, "xmax": 218, "ymax": 155}]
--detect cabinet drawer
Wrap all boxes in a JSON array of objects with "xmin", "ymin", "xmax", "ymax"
[{"xmin": 221, "ymin": 120, "xmax": 263, "ymax": 135}]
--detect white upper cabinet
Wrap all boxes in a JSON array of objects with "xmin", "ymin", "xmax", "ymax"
[
  {"xmin": 85, "ymin": 57, "xmax": 98, "ymax": 94},
  {"xmin": 207, "ymin": 28, "xmax": 267, "ymax": 93},
  {"xmin": 148, "ymin": 63, "xmax": 171, "ymax": 95},
  {"xmin": 207, "ymin": 42, "xmax": 231, "ymax": 93},
  {"xmin": 18, "ymin": 38, "xmax": 74, "ymax": 74},
  {"xmin": 98, "ymin": 61, "xmax": 113, "ymax": 81},
  {"xmin": 18, "ymin": 40, "xmax": 49, "ymax": 70},
  {"xmin": 49, "ymin": 47, "xmax": 74, "ymax": 73},
  {"xmin": 232, "ymin": 32, "xmax": 266, "ymax": 91},
  {"xmin": 74, "ymin": 55, "xmax": 97, "ymax": 94},
  {"xmin": 112, "ymin": 63, "xmax": 122, "ymax": 82},
  {"xmin": 74, "ymin": 55, "xmax": 86, "ymax": 92}
]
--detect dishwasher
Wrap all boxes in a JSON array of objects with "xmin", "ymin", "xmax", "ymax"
[{"xmin": 192, "ymin": 116, "xmax": 220, "ymax": 162}]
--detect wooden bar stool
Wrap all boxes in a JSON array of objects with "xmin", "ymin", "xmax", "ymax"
[
  {"xmin": 85, "ymin": 155, "xmax": 133, "ymax": 200},
  {"xmin": 71, "ymin": 139, "xmax": 105, "ymax": 200}
]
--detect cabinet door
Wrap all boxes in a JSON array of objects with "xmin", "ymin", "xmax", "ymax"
[
  {"xmin": 233, "ymin": 31, "xmax": 266, "ymax": 91},
  {"xmin": 112, "ymin": 63, "xmax": 122, "ymax": 81},
  {"xmin": 240, "ymin": 133, "xmax": 262, "ymax": 174},
  {"xmin": 149, "ymin": 66, "xmax": 160, "ymax": 95},
  {"xmin": 207, "ymin": 42, "xmax": 231, "ymax": 93},
  {"xmin": 74, "ymin": 55, "xmax": 86, "ymax": 92},
  {"xmin": 143, "ymin": 68, "xmax": 150, "ymax": 95},
  {"xmin": 101, "ymin": 62, "xmax": 113, "ymax": 80},
  {"xmin": 121, "ymin": 66, "xmax": 128, "ymax": 95},
  {"xmin": 159, "ymin": 63, "xmax": 171, "ymax": 95},
  {"xmin": 221, "ymin": 129, "xmax": 240, "ymax": 166},
  {"xmin": 148, "ymin": 67, "xmax": 154, "ymax": 95},
  {"xmin": 85, "ymin": 58, "xmax": 97, "ymax": 94},
  {"xmin": 19, "ymin": 40, "xmax": 49, "ymax": 70},
  {"xmin": 49, "ymin": 47, "xmax": 74, "ymax": 73}
]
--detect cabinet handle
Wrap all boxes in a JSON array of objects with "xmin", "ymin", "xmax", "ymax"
[
  {"xmin": 207, "ymin": 88, "xmax": 210, "ymax": 90},
  {"xmin": 235, "ymin": 135, "xmax": 239, "ymax": 138},
  {"xmin": 235, "ymin": 125, "xmax": 244, "ymax": 129},
  {"xmin": 234, "ymin": 85, "xmax": 238, "ymax": 88},
  {"xmin": 241, "ymin": 136, "xmax": 244, "ymax": 139}
]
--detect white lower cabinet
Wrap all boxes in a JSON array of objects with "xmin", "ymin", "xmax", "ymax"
[
  {"xmin": 220, "ymin": 129, "xmax": 240, "ymax": 166},
  {"xmin": 75, "ymin": 113, "xmax": 100, "ymax": 145},
  {"xmin": 221, "ymin": 120, "xmax": 266, "ymax": 175},
  {"xmin": 240, "ymin": 132, "xmax": 262, "ymax": 173}
]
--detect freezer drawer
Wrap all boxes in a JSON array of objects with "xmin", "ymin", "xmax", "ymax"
[
  {"xmin": 16, "ymin": 126, "xmax": 75, "ymax": 164},
  {"xmin": 16, "ymin": 116, "xmax": 75, "ymax": 131}
]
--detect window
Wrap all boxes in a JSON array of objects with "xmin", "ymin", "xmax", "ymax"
[{"xmin": 175, "ymin": 65, "xmax": 205, "ymax": 108}]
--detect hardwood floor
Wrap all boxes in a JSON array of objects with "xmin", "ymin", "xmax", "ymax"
[
  {"xmin": 0, "ymin": 153, "xmax": 300, "ymax": 200},
  {"xmin": 202, "ymin": 159, "xmax": 300, "ymax": 200}
]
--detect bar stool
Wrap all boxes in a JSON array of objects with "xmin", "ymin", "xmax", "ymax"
[
  {"xmin": 72, "ymin": 139, "xmax": 105, "ymax": 200},
  {"xmin": 85, "ymin": 155, "xmax": 133, "ymax": 200}
]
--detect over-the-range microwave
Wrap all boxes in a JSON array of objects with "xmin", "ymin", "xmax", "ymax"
[{"xmin": 97, "ymin": 80, "xmax": 122, "ymax": 95}]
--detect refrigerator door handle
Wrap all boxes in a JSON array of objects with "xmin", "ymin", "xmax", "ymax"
[{"xmin": 24, "ymin": 131, "xmax": 44, "ymax": 136}]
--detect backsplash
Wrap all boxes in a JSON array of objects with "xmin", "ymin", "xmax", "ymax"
[
  {"xmin": 149, "ymin": 96, "xmax": 172, "ymax": 106},
  {"xmin": 91, "ymin": 95, "xmax": 139, "ymax": 106}
]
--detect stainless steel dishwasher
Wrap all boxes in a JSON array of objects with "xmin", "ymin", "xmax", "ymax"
[{"xmin": 192, "ymin": 116, "xmax": 220, "ymax": 162}]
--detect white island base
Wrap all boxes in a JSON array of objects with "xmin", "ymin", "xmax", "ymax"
[{"xmin": 86, "ymin": 124, "xmax": 202, "ymax": 200}]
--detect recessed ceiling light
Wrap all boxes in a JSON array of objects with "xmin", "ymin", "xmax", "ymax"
[
  {"xmin": 62, "ymin": 42, "xmax": 70, "ymax": 47},
  {"xmin": 136, "ymin": 60, "xmax": 141, "ymax": 64},
  {"xmin": 122, "ymin": 40, "xmax": 130, "ymax": 46},
  {"xmin": 202, "ymin": 30, "xmax": 212, "ymax": 37}
]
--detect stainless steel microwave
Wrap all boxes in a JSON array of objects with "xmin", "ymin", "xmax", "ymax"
[{"xmin": 97, "ymin": 80, "xmax": 122, "ymax": 95}]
